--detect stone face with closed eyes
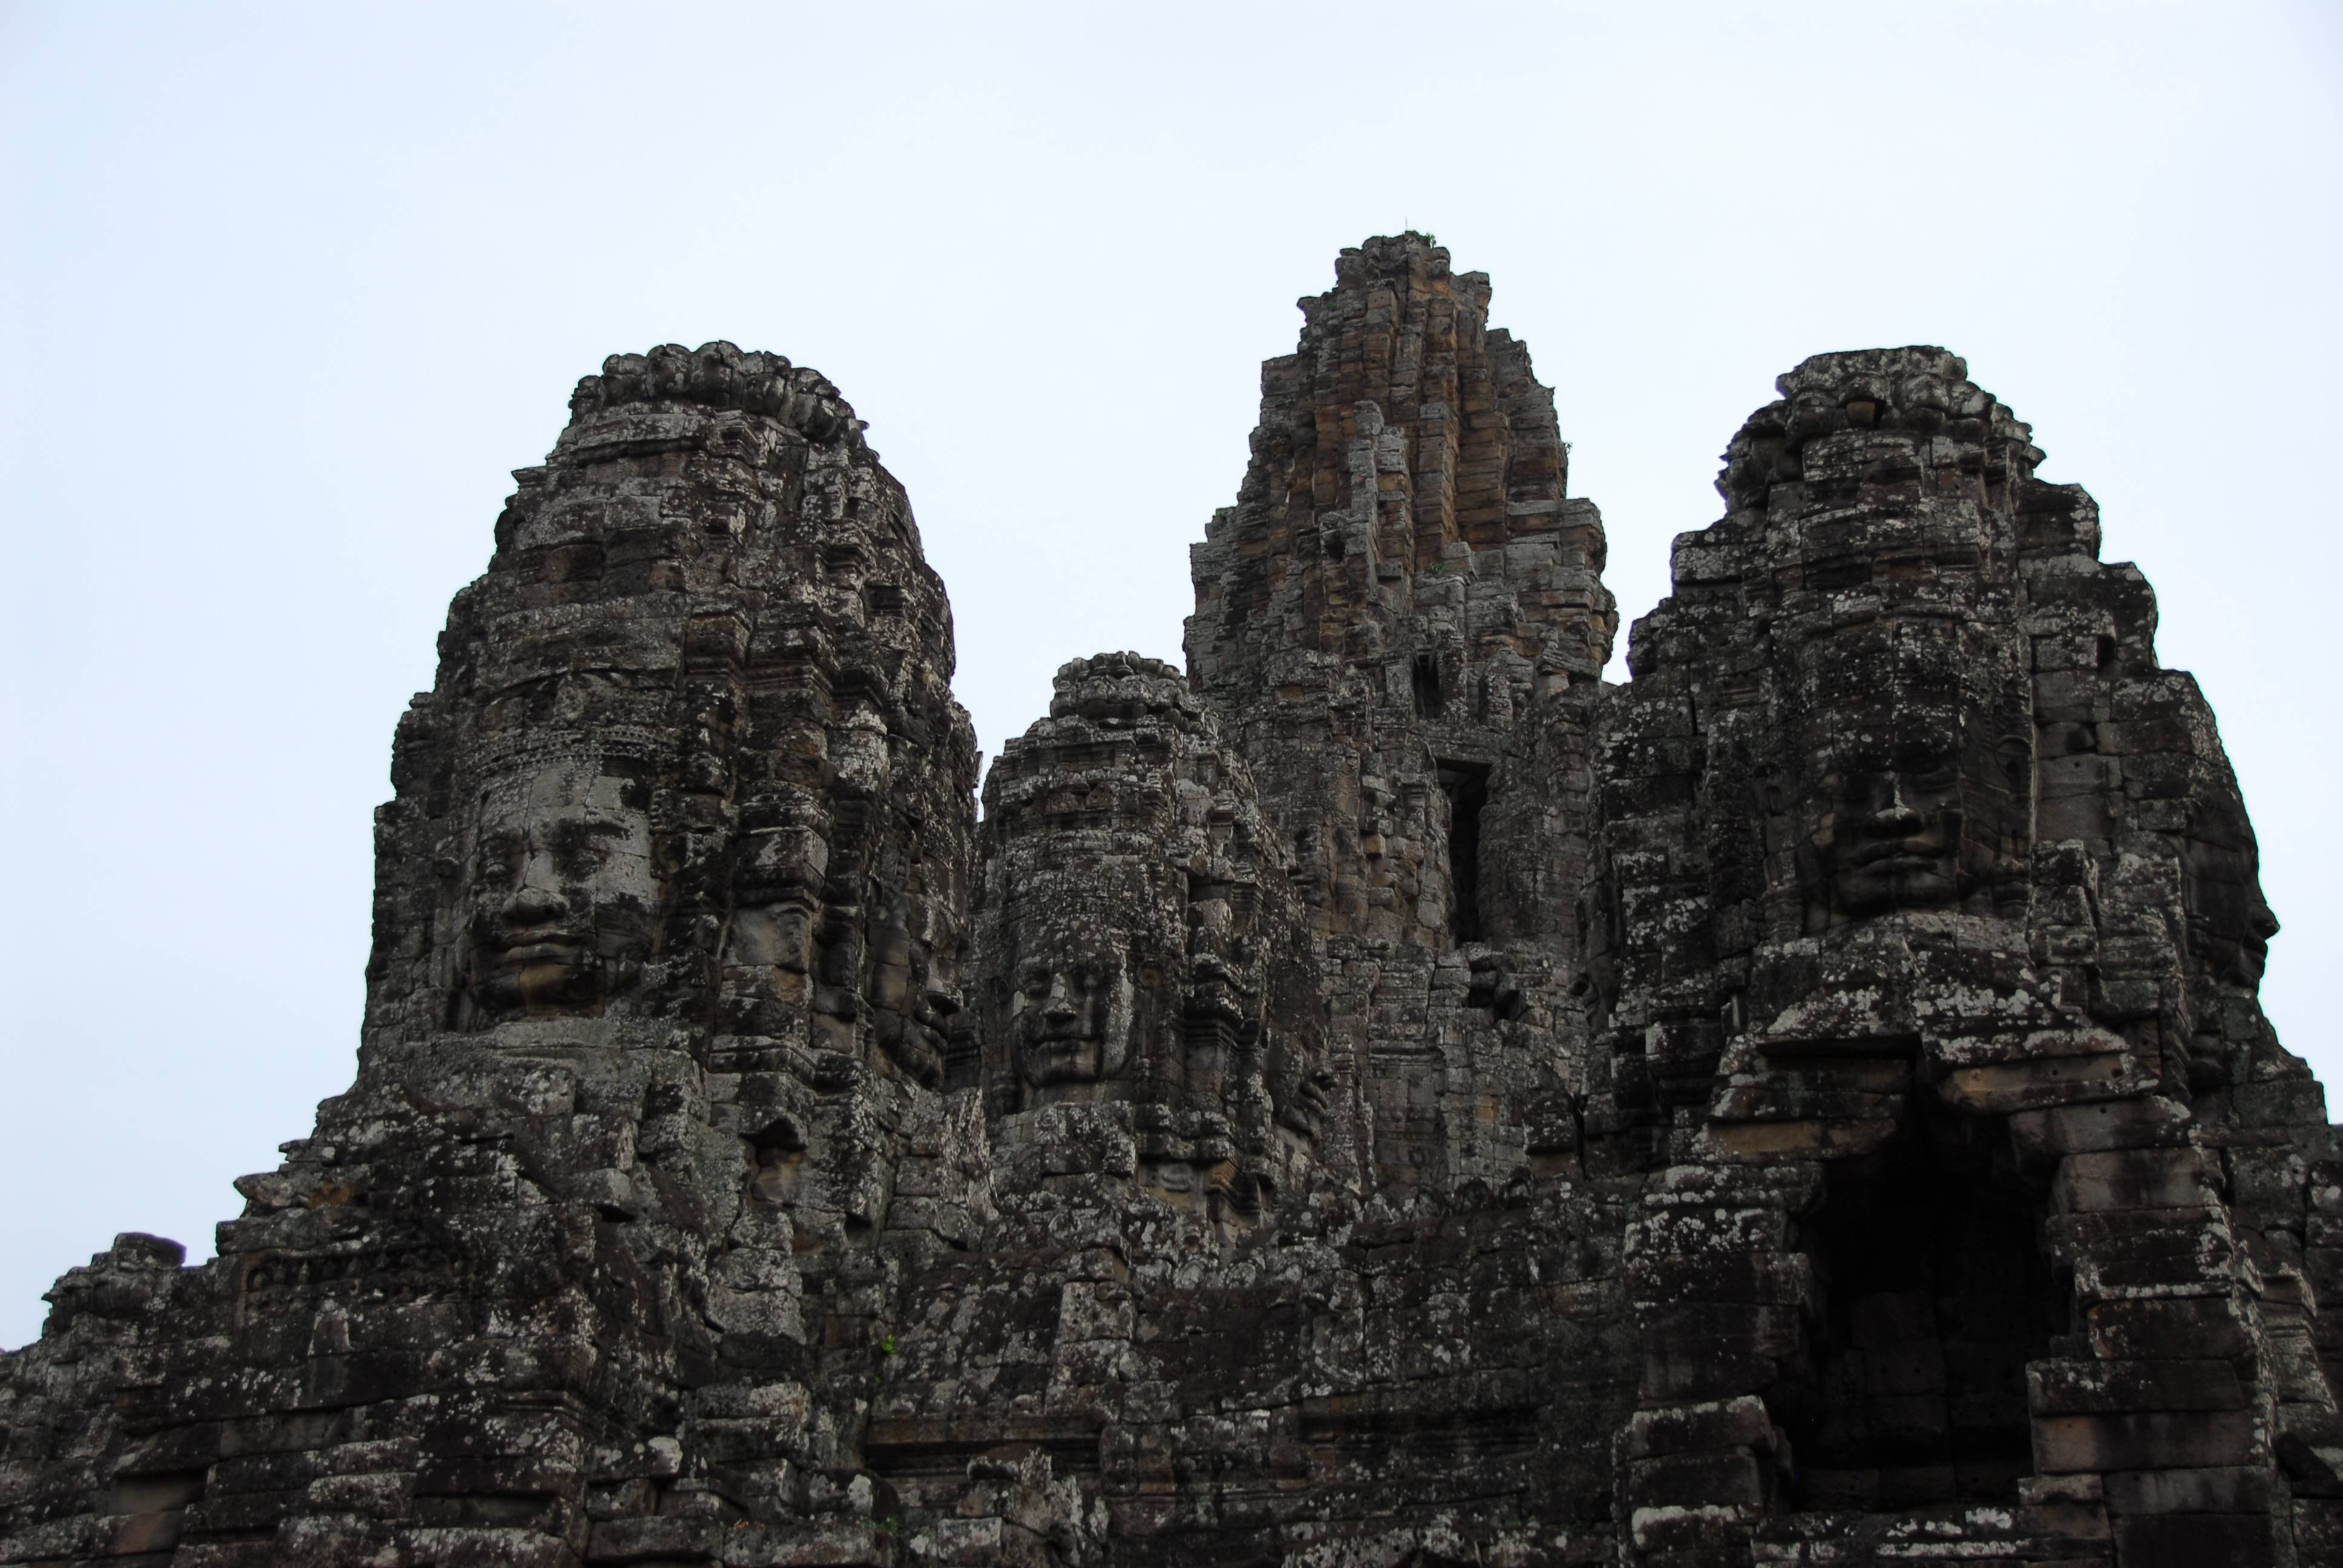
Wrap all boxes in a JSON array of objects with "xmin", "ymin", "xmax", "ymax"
[{"xmin": 1, "ymin": 250, "xmax": 2332, "ymax": 1568}]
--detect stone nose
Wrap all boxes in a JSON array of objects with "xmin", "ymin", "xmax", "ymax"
[
  {"xmin": 503, "ymin": 881, "xmax": 571, "ymax": 924},
  {"xmin": 1868, "ymin": 796, "xmax": 1924, "ymax": 833}
]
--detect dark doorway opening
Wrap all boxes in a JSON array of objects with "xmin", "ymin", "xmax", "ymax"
[
  {"xmin": 1777, "ymin": 1111, "xmax": 2063, "ymax": 1513},
  {"xmin": 1437, "ymin": 761, "xmax": 1490, "ymax": 944}
]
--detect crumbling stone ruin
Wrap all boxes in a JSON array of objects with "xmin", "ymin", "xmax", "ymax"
[{"xmin": 4, "ymin": 237, "xmax": 2336, "ymax": 1567}]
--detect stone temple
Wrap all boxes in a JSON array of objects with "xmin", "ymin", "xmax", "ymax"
[{"xmin": 4, "ymin": 236, "xmax": 2337, "ymax": 1567}]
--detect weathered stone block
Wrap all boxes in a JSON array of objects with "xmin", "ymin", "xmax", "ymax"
[
  {"xmin": 2052, "ymin": 1149, "xmax": 2216, "ymax": 1214},
  {"xmin": 2108, "ymin": 1511, "xmax": 2282, "ymax": 1567},
  {"xmin": 2103, "ymin": 1465, "xmax": 2274, "ymax": 1515},
  {"xmin": 1628, "ymin": 1497, "xmax": 1764, "ymax": 1555},
  {"xmin": 2010, "ymin": 1099, "xmax": 2192, "ymax": 1160},
  {"xmin": 2027, "ymin": 1358, "xmax": 2247, "ymax": 1415},
  {"xmin": 2033, "ymin": 1410, "xmax": 2258, "ymax": 1473},
  {"xmin": 1621, "ymin": 1397, "xmax": 1774, "ymax": 1460},
  {"xmin": 1627, "ymin": 1449, "xmax": 1768, "ymax": 1513},
  {"xmin": 2085, "ymin": 1297, "xmax": 2257, "ymax": 1364},
  {"xmin": 588, "ymin": 1513, "xmax": 727, "ymax": 1563}
]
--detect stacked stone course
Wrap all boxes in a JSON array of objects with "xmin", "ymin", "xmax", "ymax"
[{"xmin": 2, "ymin": 244, "xmax": 2333, "ymax": 1566}]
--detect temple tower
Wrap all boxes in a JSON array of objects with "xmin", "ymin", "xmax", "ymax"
[
  {"xmin": 1185, "ymin": 233, "xmax": 1617, "ymax": 1189},
  {"xmin": 0, "ymin": 344, "xmax": 985, "ymax": 1564},
  {"xmin": 969, "ymin": 652, "xmax": 1346, "ymax": 1219},
  {"xmin": 1594, "ymin": 348, "xmax": 2338, "ymax": 1565}
]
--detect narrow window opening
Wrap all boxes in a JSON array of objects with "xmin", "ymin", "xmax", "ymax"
[
  {"xmin": 1437, "ymin": 761, "xmax": 1490, "ymax": 944},
  {"xmin": 1412, "ymin": 653, "xmax": 1444, "ymax": 718}
]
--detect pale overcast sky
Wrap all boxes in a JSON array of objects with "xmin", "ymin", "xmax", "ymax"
[{"xmin": 4, "ymin": 2, "xmax": 2338, "ymax": 1347}]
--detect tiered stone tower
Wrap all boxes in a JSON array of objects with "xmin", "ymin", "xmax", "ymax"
[
  {"xmin": 1185, "ymin": 232, "xmax": 1617, "ymax": 1190},
  {"xmin": 4, "ymin": 256, "xmax": 2338, "ymax": 1567},
  {"xmin": 1593, "ymin": 348, "xmax": 2340, "ymax": 1564},
  {"xmin": 0, "ymin": 344, "xmax": 989, "ymax": 1565}
]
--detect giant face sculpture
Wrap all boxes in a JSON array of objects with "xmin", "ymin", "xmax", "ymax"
[
  {"xmin": 977, "ymin": 654, "xmax": 1337, "ymax": 1193},
  {"xmin": 1804, "ymin": 745, "xmax": 1965, "ymax": 919},
  {"xmin": 1009, "ymin": 918, "xmax": 1138, "ymax": 1096},
  {"xmin": 461, "ymin": 761, "xmax": 660, "ymax": 1019},
  {"xmin": 867, "ymin": 903, "xmax": 962, "ymax": 1088},
  {"xmin": 2183, "ymin": 811, "xmax": 2281, "ymax": 990},
  {"xmin": 1794, "ymin": 728, "xmax": 2031, "ymax": 927},
  {"xmin": 1786, "ymin": 622, "xmax": 2030, "ymax": 929},
  {"xmin": 1267, "ymin": 1024, "xmax": 1333, "ymax": 1145}
]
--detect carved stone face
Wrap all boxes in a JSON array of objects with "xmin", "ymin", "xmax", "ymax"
[
  {"xmin": 2184, "ymin": 829, "xmax": 2281, "ymax": 988},
  {"xmin": 462, "ymin": 763, "xmax": 658, "ymax": 1018},
  {"xmin": 1790, "ymin": 647, "xmax": 2031, "ymax": 927},
  {"xmin": 1010, "ymin": 926, "xmax": 1135, "ymax": 1093},
  {"xmin": 1183, "ymin": 897, "xmax": 1253, "ymax": 1030},
  {"xmin": 1267, "ymin": 1025, "xmax": 1334, "ymax": 1145},
  {"xmin": 1808, "ymin": 757, "xmax": 1964, "ymax": 918},
  {"xmin": 868, "ymin": 912, "xmax": 960, "ymax": 1088},
  {"xmin": 1789, "ymin": 624, "xmax": 2032, "ymax": 928}
]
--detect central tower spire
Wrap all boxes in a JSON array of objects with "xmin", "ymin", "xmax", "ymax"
[{"xmin": 1184, "ymin": 234, "xmax": 1617, "ymax": 1186}]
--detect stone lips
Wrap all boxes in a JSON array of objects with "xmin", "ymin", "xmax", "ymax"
[{"xmin": 3, "ymin": 258, "xmax": 2338, "ymax": 1566}]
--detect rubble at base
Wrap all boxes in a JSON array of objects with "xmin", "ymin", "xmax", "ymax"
[{"xmin": 4, "ymin": 237, "xmax": 2335, "ymax": 1567}]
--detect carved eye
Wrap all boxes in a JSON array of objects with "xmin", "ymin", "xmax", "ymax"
[
  {"xmin": 551, "ymin": 822, "xmax": 623, "ymax": 880},
  {"xmin": 1017, "ymin": 967, "xmax": 1052, "ymax": 999},
  {"xmin": 475, "ymin": 832, "xmax": 523, "ymax": 886}
]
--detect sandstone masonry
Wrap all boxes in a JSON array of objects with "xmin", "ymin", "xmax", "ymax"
[{"xmin": 4, "ymin": 238, "xmax": 2334, "ymax": 1567}]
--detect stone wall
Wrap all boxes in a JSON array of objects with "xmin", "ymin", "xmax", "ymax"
[{"xmin": 2, "ymin": 249, "xmax": 2335, "ymax": 1567}]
